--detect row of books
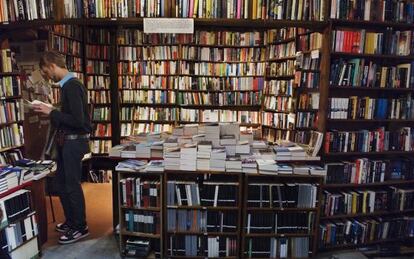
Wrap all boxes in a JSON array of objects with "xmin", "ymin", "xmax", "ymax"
[
  {"xmin": 86, "ymin": 45, "xmax": 110, "ymax": 60},
  {"xmin": 265, "ymin": 80, "xmax": 293, "ymax": 96},
  {"xmin": 0, "ymin": 149, "xmax": 22, "ymax": 165},
  {"xmin": 167, "ymin": 209, "xmax": 237, "ymax": 233},
  {"xmin": 328, "ymin": 96, "xmax": 414, "ymax": 120},
  {"xmin": 267, "ymin": 28, "xmax": 297, "ymax": 43},
  {"xmin": 84, "ymin": 0, "xmax": 325, "ymax": 20},
  {"xmin": 330, "ymin": 59, "xmax": 414, "ymax": 89},
  {"xmin": 124, "ymin": 238, "xmax": 159, "ymax": 258},
  {"xmin": 87, "ymin": 28, "xmax": 111, "ymax": 44},
  {"xmin": 0, "ymin": 0, "xmax": 54, "ymax": 23},
  {"xmin": 51, "ymin": 34, "xmax": 81, "ymax": 56},
  {"xmin": 167, "ymin": 181, "xmax": 238, "ymax": 207},
  {"xmin": 324, "ymin": 127, "xmax": 414, "ymax": 153},
  {"xmin": 118, "ymin": 75, "xmax": 265, "ymax": 91},
  {"xmin": 246, "ymin": 211, "xmax": 315, "ymax": 234},
  {"xmin": 0, "ymin": 212, "xmax": 38, "ymax": 254},
  {"xmin": 0, "ymin": 76, "xmax": 21, "ymax": 97},
  {"xmin": 0, "ymin": 100, "xmax": 22, "ymax": 124},
  {"xmin": 319, "ymin": 217, "xmax": 414, "ymax": 247},
  {"xmin": 88, "ymin": 90, "xmax": 109, "ymax": 104},
  {"xmin": 268, "ymin": 42, "xmax": 296, "ymax": 60},
  {"xmin": 0, "ymin": 124, "xmax": 23, "ymax": 150},
  {"xmin": 263, "ymin": 96, "xmax": 293, "ymax": 111},
  {"xmin": 179, "ymin": 109, "xmax": 261, "ymax": 123},
  {"xmin": 247, "ymin": 183, "xmax": 318, "ymax": 208},
  {"xmin": 267, "ymin": 60, "xmax": 295, "ymax": 77},
  {"xmin": 324, "ymin": 159, "xmax": 412, "ymax": 184},
  {"xmin": 296, "ymin": 112, "xmax": 318, "ymax": 128},
  {"xmin": 245, "ymin": 236, "xmax": 309, "ymax": 258},
  {"xmin": 119, "ymin": 45, "xmax": 267, "ymax": 62},
  {"xmin": 332, "ymin": 29, "xmax": 414, "ymax": 55},
  {"xmin": 176, "ymin": 91, "xmax": 262, "ymax": 106},
  {"xmin": 296, "ymin": 50, "xmax": 321, "ymax": 70},
  {"xmin": 120, "ymin": 107, "xmax": 177, "ymax": 121},
  {"xmin": 322, "ymin": 189, "xmax": 389, "ymax": 216},
  {"xmin": 52, "ymin": 25, "xmax": 82, "ymax": 40},
  {"xmin": 121, "ymin": 123, "xmax": 173, "ymax": 135},
  {"xmin": 124, "ymin": 210, "xmax": 160, "ymax": 234},
  {"xmin": 117, "ymin": 30, "xmax": 264, "ymax": 46},
  {"xmin": 93, "ymin": 123, "xmax": 111, "ymax": 137},
  {"xmin": 295, "ymin": 70, "xmax": 320, "ymax": 89},
  {"xmin": 92, "ymin": 107, "xmax": 110, "ymax": 121},
  {"xmin": 390, "ymin": 187, "xmax": 414, "ymax": 211},
  {"xmin": 298, "ymin": 93, "xmax": 320, "ymax": 110},
  {"xmin": 262, "ymin": 112, "xmax": 295, "ymax": 129},
  {"xmin": 297, "ymin": 32, "xmax": 323, "ymax": 51},
  {"xmin": 0, "ymin": 189, "xmax": 31, "ymax": 227},
  {"xmin": 167, "ymin": 235, "xmax": 237, "ymax": 257},
  {"xmin": 181, "ymin": 46, "xmax": 266, "ymax": 62},
  {"xmin": 0, "ymin": 49, "xmax": 15, "ymax": 73},
  {"xmin": 330, "ymin": 0, "xmax": 414, "ymax": 23},
  {"xmin": 86, "ymin": 60, "xmax": 110, "ymax": 75},
  {"xmin": 120, "ymin": 178, "xmax": 160, "ymax": 208},
  {"xmin": 65, "ymin": 56, "xmax": 83, "ymax": 73},
  {"xmin": 87, "ymin": 75, "xmax": 110, "ymax": 89},
  {"xmin": 118, "ymin": 61, "xmax": 267, "ymax": 76},
  {"xmin": 120, "ymin": 90, "xmax": 174, "ymax": 104},
  {"xmin": 90, "ymin": 139, "xmax": 111, "ymax": 154}
]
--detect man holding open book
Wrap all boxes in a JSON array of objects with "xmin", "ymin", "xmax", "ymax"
[{"xmin": 32, "ymin": 51, "xmax": 91, "ymax": 244}]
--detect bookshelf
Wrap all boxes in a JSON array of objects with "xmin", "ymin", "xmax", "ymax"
[
  {"xmin": 317, "ymin": 0, "xmax": 414, "ymax": 253},
  {"xmin": 165, "ymin": 170, "xmax": 242, "ymax": 258},
  {"xmin": 117, "ymin": 169, "xmax": 163, "ymax": 258},
  {"xmin": 0, "ymin": 41, "xmax": 25, "ymax": 163},
  {"xmin": 0, "ymin": 188, "xmax": 39, "ymax": 258},
  {"xmin": 86, "ymin": 27, "xmax": 113, "ymax": 156},
  {"xmin": 242, "ymin": 174, "xmax": 323, "ymax": 258}
]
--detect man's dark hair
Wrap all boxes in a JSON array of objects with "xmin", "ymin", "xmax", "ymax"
[{"xmin": 39, "ymin": 51, "xmax": 67, "ymax": 69}]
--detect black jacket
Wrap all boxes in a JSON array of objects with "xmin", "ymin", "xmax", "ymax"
[{"xmin": 50, "ymin": 78, "xmax": 92, "ymax": 135}]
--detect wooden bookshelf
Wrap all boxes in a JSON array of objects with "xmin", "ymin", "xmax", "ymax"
[{"xmin": 117, "ymin": 170, "xmax": 163, "ymax": 258}]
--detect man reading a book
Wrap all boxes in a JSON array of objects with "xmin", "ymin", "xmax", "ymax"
[{"xmin": 33, "ymin": 51, "xmax": 91, "ymax": 244}]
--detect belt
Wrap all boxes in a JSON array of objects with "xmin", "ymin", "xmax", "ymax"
[{"xmin": 64, "ymin": 134, "xmax": 90, "ymax": 140}]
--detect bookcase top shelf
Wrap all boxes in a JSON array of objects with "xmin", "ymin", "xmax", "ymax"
[
  {"xmin": 319, "ymin": 237, "xmax": 414, "ymax": 251},
  {"xmin": 329, "ymin": 86, "xmax": 414, "ymax": 92},
  {"xmin": 0, "ymin": 18, "xmax": 328, "ymax": 31}
]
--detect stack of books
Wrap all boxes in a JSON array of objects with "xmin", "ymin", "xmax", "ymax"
[
  {"xmin": 136, "ymin": 143, "xmax": 151, "ymax": 158},
  {"xmin": 210, "ymin": 148, "xmax": 226, "ymax": 172},
  {"xmin": 242, "ymin": 157, "xmax": 257, "ymax": 174},
  {"xmin": 197, "ymin": 141, "xmax": 212, "ymax": 171},
  {"xmin": 256, "ymin": 159, "xmax": 278, "ymax": 175},
  {"xmin": 180, "ymin": 143, "xmax": 197, "ymax": 171},
  {"xmin": 164, "ymin": 147, "xmax": 180, "ymax": 170},
  {"xmin": 226, "ymin": 156, "xmax": 242, "ymax": 172},
  {"xmin": 116, "ymin": 159, "xmax": 147, "ymax": 172},
  {"xmin": 205, "ymin": 123, "xmax": 220, "ymax": 147}
]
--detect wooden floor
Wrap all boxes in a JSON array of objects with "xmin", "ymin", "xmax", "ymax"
[{"xmin": 43, "ymin": 182, "xmax": 114, "ymax": 248}]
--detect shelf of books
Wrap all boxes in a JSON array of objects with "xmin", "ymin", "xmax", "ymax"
[
  {"xmin": 166, "ymin": 171, "xmax": 242, "ymax": 258},
  {"xmin": 0, "ymin": 189, "xmax": 39, "ymax": 258},
  {"xmin": 242, "ymin": 174, "xmax": 323, "ymax": 258},
  {"xmin": 262, "ymin": 28, "xmax": 297, "ymax": 143},
  {"xmin": 118, "ymin": 169, "xmax": 163, "ymax": 258},
  {"xmin": 319, "ymin": 0, "xmax": 414, "ymax": 252},
  {"xmin": 0, "ymin": 41, "xmax": 25, "ymax": 163},
  {"xmin": 86, "ymin": 28, "xmax": 112, "ymax": 155},
  {"xmin": 117, "ymin": 29, "xmax": 183, "ymax": 135},
  {"xmin": 49, "ymin": 24, "xmax": 84, "ymax": 105}
]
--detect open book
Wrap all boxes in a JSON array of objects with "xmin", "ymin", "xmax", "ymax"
[{"xmin": 23, "ymin": 99, "xmax": 53, "ymax": 109}]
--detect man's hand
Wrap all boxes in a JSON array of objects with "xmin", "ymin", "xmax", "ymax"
[{"xmin": 32, "ymin": 103, "xmax": 54, "ymax": 115}]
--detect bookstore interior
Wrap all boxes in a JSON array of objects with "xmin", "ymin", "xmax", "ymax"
[{"xmin": 1, "ymin": 0, "xmax": 414, "ymax": 258}]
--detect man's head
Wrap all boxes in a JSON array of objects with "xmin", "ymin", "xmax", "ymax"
[{"xmin": 39, "ymin": 51, "xmax": 68, "ymax": 82}]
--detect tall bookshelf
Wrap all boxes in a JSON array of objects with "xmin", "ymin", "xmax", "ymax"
[
  {"xmin": 0, "ymin": 41, "xmax": 24, "ymax": 164},
  {"xmin": 318, "ymin": 0, "xmax": 414, "ymax": 252},
  {"xmin": 85, "ymin": 27, "xmax": 113, "ymax": 156}
]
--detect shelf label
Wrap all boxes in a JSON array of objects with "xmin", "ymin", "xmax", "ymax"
[{"xmin": 144, "ymin": 18, "xmax": 194, "ymax": 34}]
